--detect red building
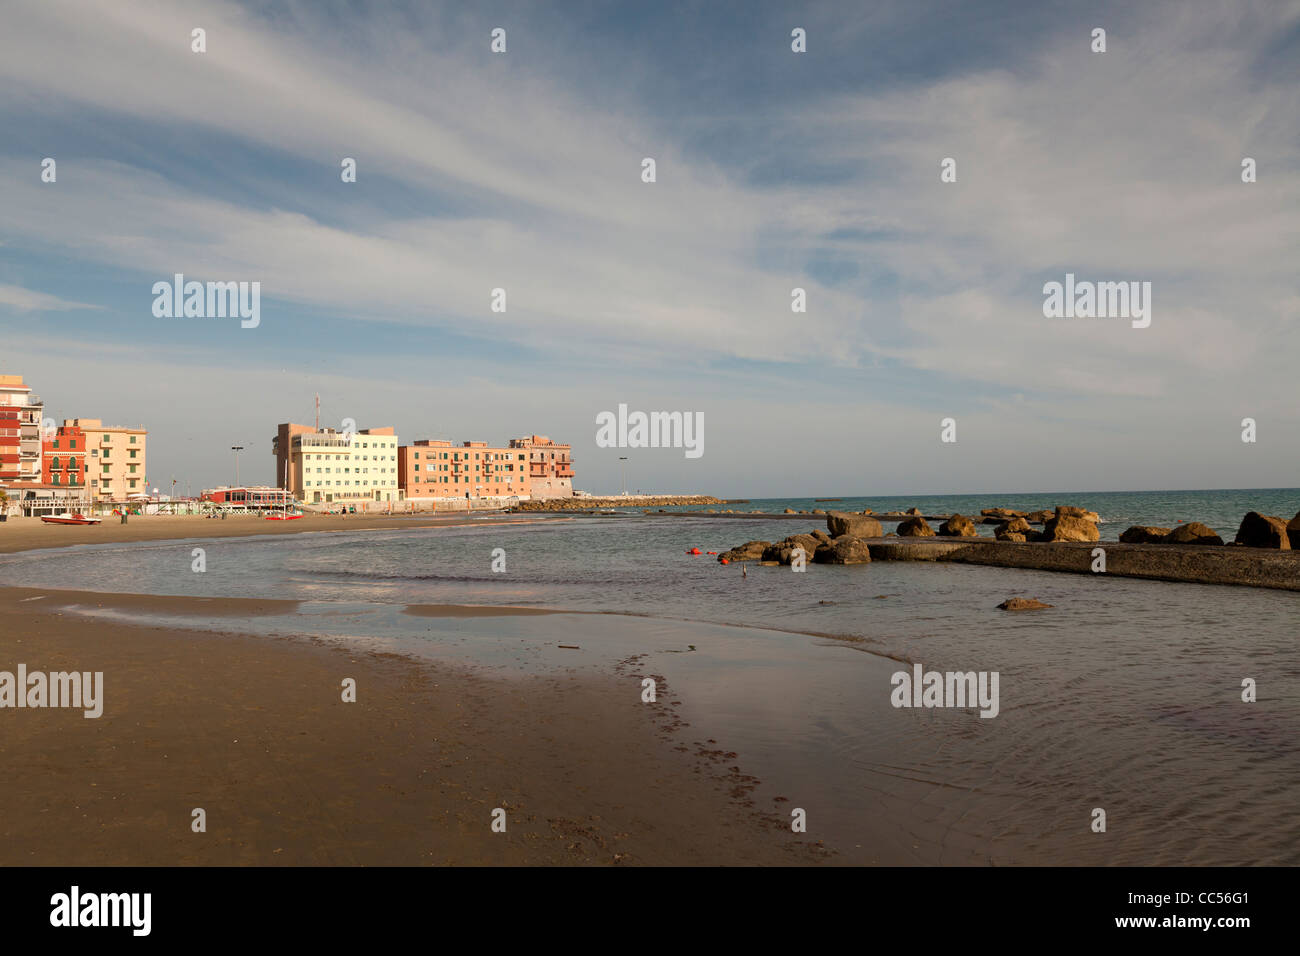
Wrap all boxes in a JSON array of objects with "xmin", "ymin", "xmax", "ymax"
[{"xmin": 41, "ymin": 423, "xmax": 87, "ymax": 489}]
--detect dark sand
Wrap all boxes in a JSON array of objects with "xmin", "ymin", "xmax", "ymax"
[{"xmin": 0, "ymin": 557, "xmax": 826, "ymax": 864}]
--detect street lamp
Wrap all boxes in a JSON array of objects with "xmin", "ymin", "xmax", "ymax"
[
  {"xmin": 231, "ymin": 445, "xmax": 244, "ymax": 487},
  {"xmin": 619, "ymin": 456, "xmax": 628, "ymax": 496}
]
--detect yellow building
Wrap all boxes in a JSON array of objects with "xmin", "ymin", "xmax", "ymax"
[
  {"xmin": 66, "ymin": 419, "xmax": 148, "ymax": 501},
  {"xmin": 272, "ymin": 423, "xmax": 401, "ymax": 505}
]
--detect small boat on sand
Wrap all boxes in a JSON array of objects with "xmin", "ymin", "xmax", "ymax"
[
  {"xmin": 264, "ymin": 512, "xmax": 303, "ymax": 520},
  {"xmin": 41, "ymin": 513, "xmax": 102, "ymax": 525}
]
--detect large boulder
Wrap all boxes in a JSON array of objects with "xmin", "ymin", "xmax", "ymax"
[
  {"xmin": 939, "ymin": 513, "xmax": 978, "ymax": 537},
  {"xmin": 810, "ymin": 528, "xmax": 832, "ymax": 544},
  {"xmin": 1041, "ymin": 508, "xmax": 1100, "ymax": 543},
  {"xmin": 826, "ymin": 511, "xmax": 883, "ymax": 538},
  {"xmin": 896, "ymin": 516, "xmax": 935, "ymax": 537},
  {"xmin": 904, "ymin": 507, "xmax": 922, "ymax": 516},
  {"xmin": 718, "ymin": 540, "xmax": 770, "ymax": 562},
  {"xmin": 997, "ymin": 597, "xmax": 1052, "ymax": 610},
  {"xmin": 1055, "ymin": 505, "xmax": 1101, "ymax": 523},
  {"xmin": 995, "ymin": 517, "xmax": 1031, "ymax": 540},
  {"xmin": 812, "ymin": 535, "xmax": 872, "ymax": 565},
  {"xmin": 1119, "ymin": 526, "xmax": 1171, "ymax": 544},
  {"xmin": 1290, "ymin": 512, "xmax": 1300, "ymax": 550},
  {"xmin": 1165, "ymin": 522, "xmax": 1224, "ymax": 545},
  {"xmin": 1233, "ymin": 512, "xmax": 1291, "ymax": 550}
]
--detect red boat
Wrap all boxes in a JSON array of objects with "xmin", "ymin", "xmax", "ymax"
[{"xmin": 41, "ymin": 513, "xmax": 102, "ymax": 525}]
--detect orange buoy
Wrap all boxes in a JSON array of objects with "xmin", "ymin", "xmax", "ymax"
[
  {"xmin": 690, "ymin": 547, "xmax": 703, "ymax": 554},
  {"xmin": 720, "ymin": 558, "xmax": 730, "ymax": 565}
]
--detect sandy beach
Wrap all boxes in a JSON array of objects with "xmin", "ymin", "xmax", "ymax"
[{"xmin": 0, "ymin": 516, "xmax": 826, "ymax": 866}]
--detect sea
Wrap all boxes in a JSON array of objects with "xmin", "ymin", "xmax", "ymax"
[{"xmin": 1, "ymin": 486, "xmax": 1297, "ymax": 865}]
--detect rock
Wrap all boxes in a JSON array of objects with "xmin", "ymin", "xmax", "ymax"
[
  {"xmin": 812, "ymin": 508, "xmax": 824, "ymax": 514},
  {"xmin": 826, "ymin": 511, "xmax": 883, "ymax": 538},
  {"xmin": 896, "ymin": 516, "xmax": 934, "ymax": 537},
  {"xmin": 998, "ymin": 532, "xmax": 1028, "ymax": 543},
  {"xmin": 996, "ymin": 517, "xmax": 1031, "ymax": 541},
  {"xmin": 717, "ymin": 540, "xmax": 770, "ymax": 562},
  {"xmin": 981, "ymin": 507, "xmax": 1026, "ymax": 519},
  {"xmin": 1025, "ymin": 510, "xmax": 1054, "ymax": 523},
  {"xmin": 812, "ymin": 535, "xmax": 872, "ymax": 565},
  {"xmin": 811, "ymin": 529, "xmax": 831, "ymax": 544},
  {"xmin": 762, "ymin": 534, "xmax": 821, "ymax": 565},
  {"xmin": 1290, "ymin": 513, "xmax": 1300, "ymax": 549},
  {"xmin": 1233, "ymin": 512, "xmax": 1291, "ymax": 550},
  {"xmin": 1165, "ymin": 522, "xmax": 1224, "ymax": 546},
  {"xmin": 1055, "ymin": 505, "xmax": 1101, "ymax": 523},
  {"xmin": 938, "ymin": 513, "xmax": 978, "ymax": 537},
  {"xmin": 997, "ymin": 597, "xmax": 1052, "ymax": 610},
  {"xmin": 1119, "ymin": 526, "xmax": 1171, "ymax": 544},
  {"xmin": 905, "ymin": 507, "xmax": 922, "ymax": 516},
  {"xmin": 1041, "ymin": 507, "xmax": 1100, "ymax": 543},
  {"xmin": 783, "ymin": 508, "xmax": 796, "ymax": 514},
  {"xmin": 861, "ymin": 509, "xmax": 874, "ymax": 515}
]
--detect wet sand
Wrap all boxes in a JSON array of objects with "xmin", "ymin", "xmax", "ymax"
[
  {"xmin": 0, "ymin": 513, "xmax": 514, "ymax": 555},
  {"xmin": 0, "ymin": 576, "xmax": 825, "ymax": 865}
]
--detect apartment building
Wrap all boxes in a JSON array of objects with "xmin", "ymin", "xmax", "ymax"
[
  {"xmin": 272, "ymin": 423, "xmax": 401, "ymax": 504},
  {"xmin": 398, "ymin": 440, "xmax": 532, "ymax": 500},
  {"xmin": 508, "ymin": 435, "xmax": 574, "ymax": 498},
  {"xmin": 0, "ymin": 374, "xmax": 44, "ymax": 485},
  {"xmin": 65, "ymin": 419, "xmax": 148, "ymax": 501}
]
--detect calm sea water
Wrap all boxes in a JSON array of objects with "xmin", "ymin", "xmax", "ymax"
[
  {"xmin": 647, "ymin": 488, "xmax": 1300, "ymax": 540},
  {"xmin": 2, "ymin": 488, "xmax": 1297, "ymax": 865}
]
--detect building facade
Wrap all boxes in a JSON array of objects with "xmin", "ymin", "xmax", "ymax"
[
  {"xmin": 201, "ymin": 486, "xmax": 294, "ymax": 510},
  {"xmin": 0, "ymin": 374, "xmax": 44, "ymax": 485},
  {"xmin": 398, "ymin": 440, "xmax": 531, "ymax": 500},
  {"xmin": 41, "ymin": 422, "xmax": 87, "ymax": 489},
  {"xmin": 65, "ymin": 419, "xmax": 148, "ymax": 501},
  {"xmin": 509, "ymin": 435, "xmax": 574, "ymax": 498},
  {"xmin": 272, "ymin": 423, "xmax": 401, "ymax": 504}
]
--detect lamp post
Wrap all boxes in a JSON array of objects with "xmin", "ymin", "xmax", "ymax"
[
  {"xmin": 619, "ymin": 456, "xmax": 628, "ymax": 496},
  {"xmin": 231, "ymin": 445, "xmax": 244, "ymax": 487}
]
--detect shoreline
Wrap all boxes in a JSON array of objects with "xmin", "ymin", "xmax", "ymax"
[{"xmin": 0, "ymin": 582, "xmax": 828, "ymax": 866}]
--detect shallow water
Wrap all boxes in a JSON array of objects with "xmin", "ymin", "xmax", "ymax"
[{"xmin": 2, "ymin": 513, "xmax": 1297, "ymax": 865}]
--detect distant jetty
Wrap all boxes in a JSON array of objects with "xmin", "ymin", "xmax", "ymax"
[
  {"xmin": 713, "ymin": 508, "xmax": 1300, "ymax": 591},
  {"xmin": 510, "ymin": 495, "xmax": 722, "ymax": 512}
]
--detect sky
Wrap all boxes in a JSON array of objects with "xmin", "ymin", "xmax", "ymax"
[{"xmin": 1, "ymin": 0, "xmax": 1297, "ymax": 497}]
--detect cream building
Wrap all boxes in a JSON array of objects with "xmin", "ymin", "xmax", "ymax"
[
  {"xmin": 272, "ymin": 423, "xmax": 401, "ymax": 505},
  {"xmin": 66, "ymin": 418, "xmax": 148, "ymax": 501}
]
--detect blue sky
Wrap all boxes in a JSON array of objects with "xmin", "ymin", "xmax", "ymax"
[{"xmin": 1, "ymin": 0, "xmax": 1297, "ymax": 496}]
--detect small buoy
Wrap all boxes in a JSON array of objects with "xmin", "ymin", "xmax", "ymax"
[
  {"xmin": 706, "ymin": 551, "xmax": 718, "ymax": 555},
  {"xmin": 720, "ymin": 558, "xmax": 730, "ymax": 565},
  {"xmin": 689, "ymin": 547, "xmax": 702, "ymax": 555}
]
